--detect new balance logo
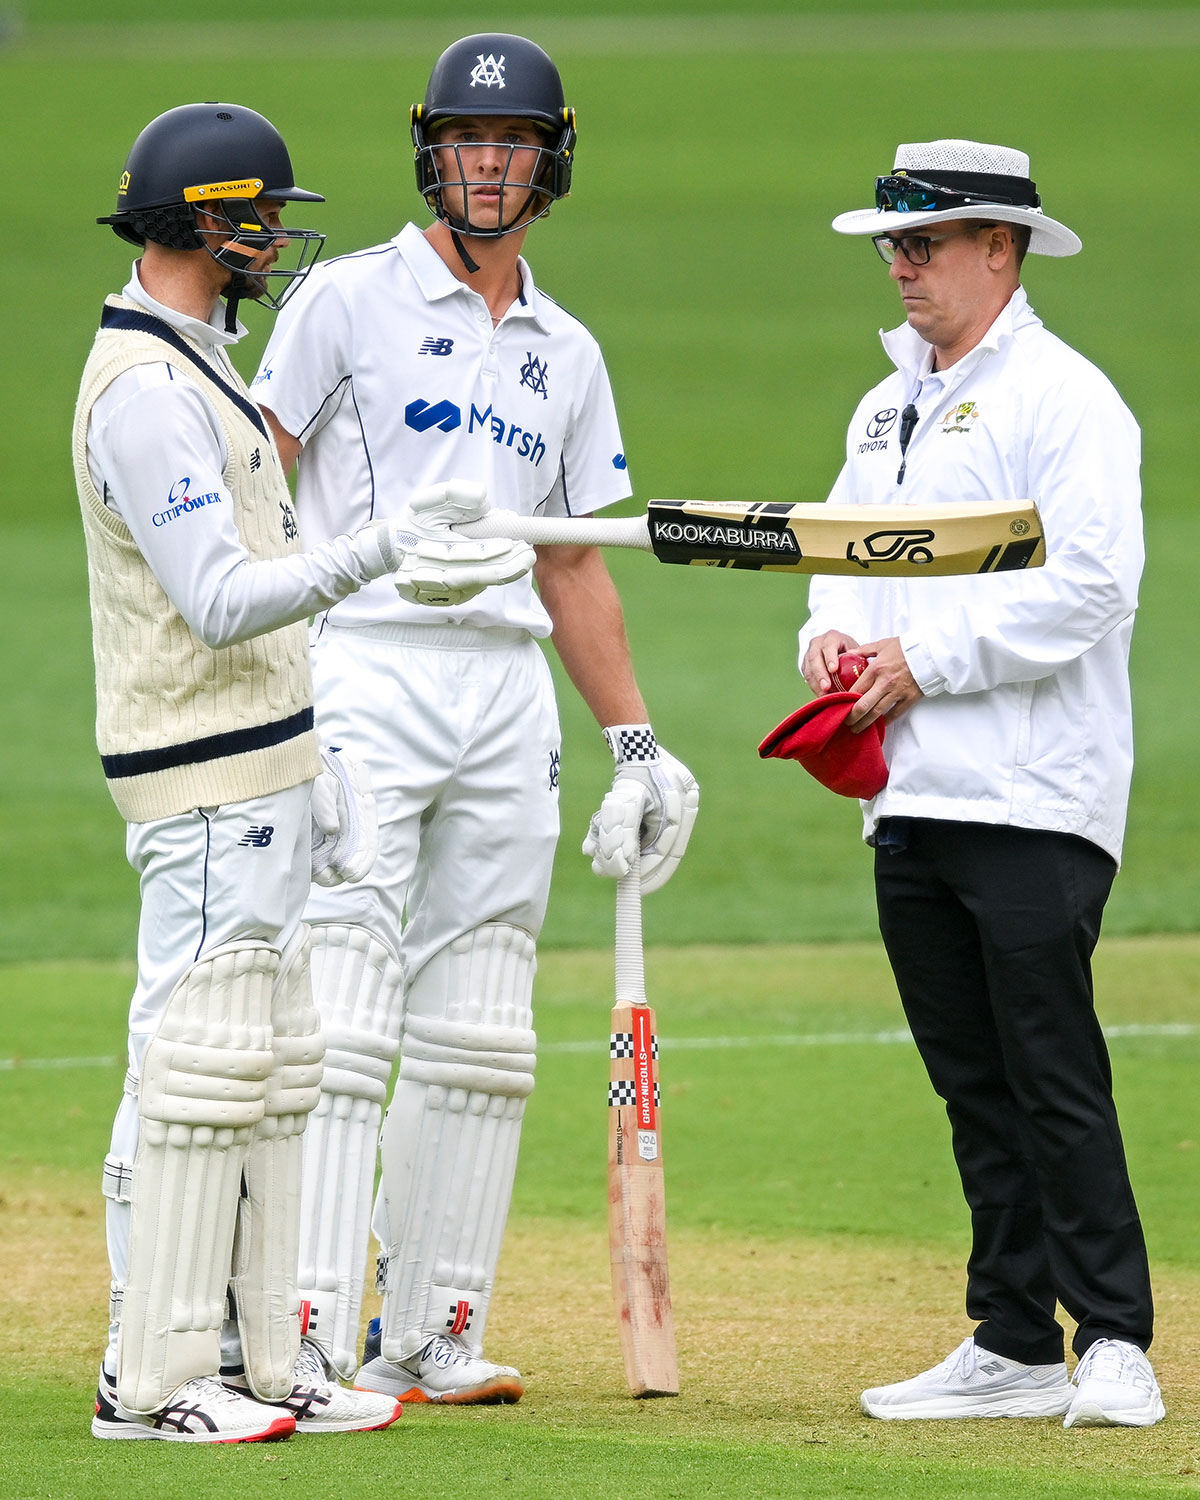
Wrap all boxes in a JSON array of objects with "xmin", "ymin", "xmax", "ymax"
[
  {"xmin": 249, "ymin": 447, "xmax": 262, "ymax": 471},
  {"xmin": 419, "ymin": 337, "xmax": 455, "ymax": 356},
  {"xmin": 405, "ymin": 398, "xmax": 462, "ymax": 433},
  {"xmin": 238, "ymin": 826, "xmax": 275, "ymax": 847}
]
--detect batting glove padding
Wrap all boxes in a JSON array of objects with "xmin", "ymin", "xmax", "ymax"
[
  {"xmin": 371, "ymin": 479, "xmax": 535, "ymax": 608},
  {"xmin": 407, "ymin": 478, "xmax": 490, "ymax": 529},
  {"xmin": 584, "ymin": 726, "xmax": 699, "ymax": 894},
  {"xmin": 311, "ymin": 746, "xmax": 379, "ymax": 886},
  {"xmin": 392, "ymin": 534, "xmax": 537, "ymax": 608}
]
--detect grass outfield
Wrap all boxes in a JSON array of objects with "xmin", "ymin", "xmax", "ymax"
[
  {"xmin": 3, "ymin": 24, "xmax": 1200, "ymax": 956},
  {"xmin": 5, "ymin": 937, "xmax": 1200, "ymax": 1496},
  {"xmin": 3, "ymin": 10, "xmax": 1199, "ymax": 1496}
]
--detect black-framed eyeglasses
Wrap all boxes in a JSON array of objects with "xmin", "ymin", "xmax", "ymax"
[
  {"xmin": 871, "ymin": 226, "xmax": 996, "ymax": 266},
  {"xmin": 875, "ymin": 173, "xmax": 1036, "ymax": 215}
]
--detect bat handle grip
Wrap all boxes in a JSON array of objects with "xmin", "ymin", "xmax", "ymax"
[{"xmin": 615, "ymin": 851, "xmax": 646, "ymax": 1005}]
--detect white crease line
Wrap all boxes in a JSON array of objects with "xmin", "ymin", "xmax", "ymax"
[
  {"xmin": 546, "ymin": 1022, "xmax": 1200, "ymax": 1054},
  {"xmin": 4, "ymin": 1023, "xmax": 1195, "ymax": 1070}
]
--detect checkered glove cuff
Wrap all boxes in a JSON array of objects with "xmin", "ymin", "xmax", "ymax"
[{"xmin": 603, "ymin": 724, "xmax": 660, "ymax": 765}]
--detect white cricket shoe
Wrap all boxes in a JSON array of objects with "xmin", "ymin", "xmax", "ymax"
[
  {"xmin": 223, "ymin": 1340, "xmax": 402, "ymax": 1434},
  {"xmin": 1063, "ymin": 1339, "xmax": 1165, "ymax": 1428},
  {"xmin": 861, "ymin": 1337, "xmax": 1073, "ymax": 1419},
  {"xmin": 91, "ymin": 1366, "xmax": 294, "ymax": 1442},
  {"xmin": 356, "ymin": 1320, "xmax": 524, "ymax": 1405}
]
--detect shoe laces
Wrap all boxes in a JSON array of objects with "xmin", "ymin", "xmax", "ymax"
[
  {"xmin": 418, "ymin": 1334, "xmax": 473, "ymax": 1369},
  {"xmin": 1074, "ymin": 1339, "xmax": 1152, "ymax": 1390},
  {"xmin": 178, "ymin": 1375, "xmax": 257, "ymax": 1409},
  {"xmin": 940, "ymin": 1338, "xmax": 981, "ymax": 1383},
  {"xmin": 294, "ymin": 1340, "xmax": 334, "ymax": 1387}
]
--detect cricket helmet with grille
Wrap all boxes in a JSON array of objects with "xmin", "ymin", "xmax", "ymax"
[
  {"xmin": 411, "ymin": 33, "xmax": 576, "ymax": 238},
  {"xmin": 98, "ymin": 103, "xmax": 326, "ymax": 312}
]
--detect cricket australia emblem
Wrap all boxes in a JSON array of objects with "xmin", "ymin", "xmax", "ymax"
[
  {"xmin": 941, "ymin": 400, "xmax": 979, "ymax": 434},
  {"xmin": 469, "ymin": 52, "xmax": 506, "ymax": 88},
  {"xmin": 519, "ymin": 352, "xmax": 549, "ymax": 400}
]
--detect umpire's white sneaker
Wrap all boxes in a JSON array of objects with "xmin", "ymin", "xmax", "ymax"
[
  {"xmin": 356, "ymin": 1320, "xmax": 524, "ymax": 1405},
  {"xmin": 1063, "ymin": 1339, "xmax": 1165, "ymax": 1428},
  {"xmin": 861, "ymin": 1337, "xmax": 1073, "ymax": 1419},
  {"xmin": 92, "ymin": 1366, "xmax": 295, "ymax": 1442},
  {"xmin": 223, "ymin": 1340, "xmax": 402, "ymax": 1433}
]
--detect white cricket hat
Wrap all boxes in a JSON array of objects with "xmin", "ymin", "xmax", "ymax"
[{"xmin": 832, "ymin": 139, "xmax": 1082, "ymax": 257}]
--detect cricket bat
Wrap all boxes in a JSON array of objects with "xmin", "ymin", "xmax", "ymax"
[
  {"xmin": 458, "ymin": 497, "xmax": 1044, "ymax": 577},
  {"xmin": 608, "ymin": 854, "xmax": 679, "ymax": 1398}
]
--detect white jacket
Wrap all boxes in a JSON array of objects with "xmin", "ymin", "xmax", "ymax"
[{"xmin": 800, "ymin": 286, "xmax": 1143, "ymax": 863}]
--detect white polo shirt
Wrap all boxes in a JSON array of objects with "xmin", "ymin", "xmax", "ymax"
[{"xmin": 255, "ymin": 222, "xmax": 633, "ymax": 636}]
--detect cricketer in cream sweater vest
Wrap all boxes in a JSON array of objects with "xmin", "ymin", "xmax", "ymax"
[{"xmin": 73, "ymin": 294, "xmax": 320, "ymax": 822}]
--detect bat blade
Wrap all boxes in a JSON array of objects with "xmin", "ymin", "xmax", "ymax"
[
  {"xmin": 457, "ymin": 499, "xmax": 1044, "ymax": 577},
  {"xmin": 608, "ymin": 863, "xmax": 678, "ymax": 1398},
  {"xmin": 645, "ymin": 498, "xmax": 1044, "ymax": 576},
  {"xmin": 609, "ymin": 998, "xmax": 678, "ymax": 1397}
]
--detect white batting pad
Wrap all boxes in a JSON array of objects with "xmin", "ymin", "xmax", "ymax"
[
  {"xmin": 117, "ymin": 942, "xmax": 278, "ymax": 1415},
  {"xmin": 297, "ymin": 924, "xmax": 404, "ymax": 1378},
  {"xmin": 375, "ymin": 924, "xmax": 536, "ymax": 1360},
  {"xmin": 231, "ymin": 926, "xmax": 325, "ymax": 1400}
]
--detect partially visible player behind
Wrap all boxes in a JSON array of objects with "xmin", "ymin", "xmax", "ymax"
[
  {"xmin": 77, "ymin": 101, "xmax": 532, "ymax": 1442},
  {"xmin": 255, "ymin": 33, "xmax": 699, "ymax": 1404}
]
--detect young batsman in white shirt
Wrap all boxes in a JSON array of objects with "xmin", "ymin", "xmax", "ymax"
[{"xmin": 257, "ymin": 34, "xmax": 699, "ymax": 1403}]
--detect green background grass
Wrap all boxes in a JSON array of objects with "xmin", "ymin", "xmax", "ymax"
[{"xmin": 2, "ymin": 4, "xmax": 1198, "ymax": 1495}]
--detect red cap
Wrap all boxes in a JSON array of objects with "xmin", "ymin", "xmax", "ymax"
[{"xmin": 758, "ymin": 692, "xmax": 888, "ymax": 799}]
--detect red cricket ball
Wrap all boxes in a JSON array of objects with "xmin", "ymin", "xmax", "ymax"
[{"xmin": 836, "ymin": 652, "xmax": 869, "ymax": 692}]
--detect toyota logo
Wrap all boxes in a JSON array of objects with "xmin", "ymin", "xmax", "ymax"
[{"xmin": 867, "ymin": 408, "xmax": 898, "ymax": 439}]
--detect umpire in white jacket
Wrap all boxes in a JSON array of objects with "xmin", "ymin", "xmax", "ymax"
[{"xmin": 800, "ymin": 141, "xmax": 1162, "ymax": 1429}]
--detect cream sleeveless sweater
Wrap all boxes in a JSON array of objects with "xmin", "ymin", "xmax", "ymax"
[{"xmin": 73, "ymin": 295, "xmax": 320, "ymax": 822}]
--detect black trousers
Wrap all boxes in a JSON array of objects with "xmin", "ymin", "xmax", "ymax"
[{"xmin": 874, "ymin": 819, "xmax": 1153, "ymax": 1364}]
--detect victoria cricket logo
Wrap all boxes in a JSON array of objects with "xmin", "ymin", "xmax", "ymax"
[
  {"xmin": 548, "ymin": 748, "xmax": 560, "ymax": 790},
  {"xmin": 469, "ymin": 52, "xmax": 506, "ymax": 88},
  {"xmin": 519, "ymin": 352, "xmax": 549, "ymax": 400}
]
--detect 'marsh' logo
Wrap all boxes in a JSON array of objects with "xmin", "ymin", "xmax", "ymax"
[{"xmin": 403, "ymin": 398, "xmax": 546, "ymax": 465}]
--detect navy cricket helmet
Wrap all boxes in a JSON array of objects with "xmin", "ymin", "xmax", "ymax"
[
  {"xmin": 98, "ymin": 103, "xmax": 325, "ymax": 313},
  {"xmin": 411, "ymin": 34, "xmax": 576, "ymax": 237}
]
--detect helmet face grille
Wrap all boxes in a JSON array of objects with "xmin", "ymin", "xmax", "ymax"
[{"xmin": 412, "ymin": 127, "xmax": 574, "ymax": 239}]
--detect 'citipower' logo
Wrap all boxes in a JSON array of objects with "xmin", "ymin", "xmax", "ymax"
[{"xmin": 153, "ymin": 476, "xmax": 223, "ymax": 527}]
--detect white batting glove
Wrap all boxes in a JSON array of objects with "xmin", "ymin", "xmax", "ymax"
[
  {"xmin": 583, "ymin": 725, "xmax": 699, "ymax": 894},
  {"xmin": 392, "ymin": 535, "xmax": 536, "ymax": 607},
  {"xmin": 408, "ymin": 479, "xmax": 491, "ymax": 529},
  {"xmin": 310, "ymin": 746, "xmax": 379, "ymax": 887},
  {"xmin": 379, "ymin": 479, "xmax": 536, "ymax": 608}
]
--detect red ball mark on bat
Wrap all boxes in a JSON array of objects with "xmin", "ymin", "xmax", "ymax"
[{"xmin": 836, "ymin": 652, "xmax": 869, "ymax": 693}]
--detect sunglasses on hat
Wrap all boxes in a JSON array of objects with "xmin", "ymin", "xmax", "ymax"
[{"xmin": 875, "ymin": 172, "xmax": 1038, "ymax": 214}]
